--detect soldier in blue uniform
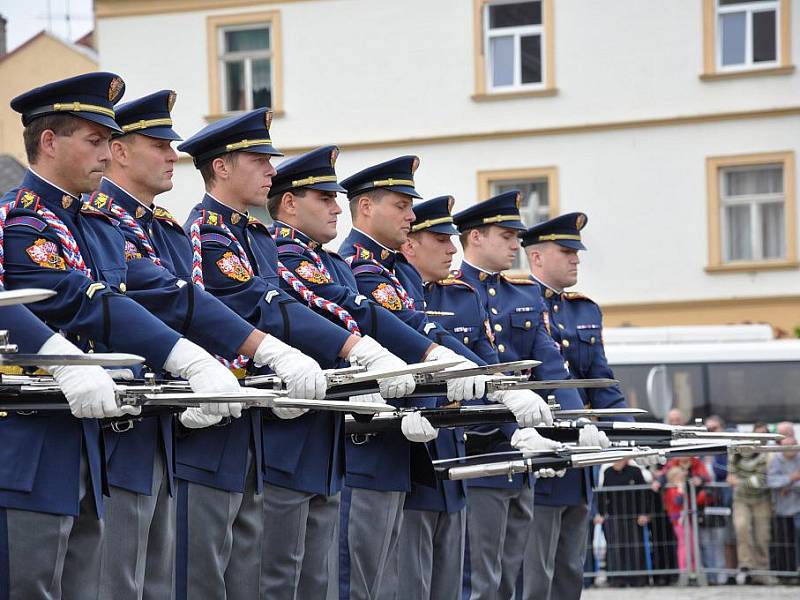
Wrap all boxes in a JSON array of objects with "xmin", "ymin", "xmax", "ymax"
[
  {"xmin": 517, "ymin": 212, "xmax": 638, "ymax": 600},
  {"xmin": 338, "ymin": 157, "xmax": 551, "ymax": 600},
  {"xmin": 0, "ymin": 301, "xmax": 123, "ymax": 600},
  {"xmin": 264, "ymin": 146, "xmax": 455, "ymax": 599},
  {"xmin": 1, "ymin": 73, "xmax": 249, "ymax": 599},
  {"xmin": 177, "ymin": 113, "xmax": 421, "ymax": 600},
  {"xmin": 95, "ymin": 91, "xmax": 344, "ymax": 599},
  {"xmin": 398, "ymin": 194, "xmax": 546, "ymax": 600},
  {"xmin": 452, "ymin": 193, "xmax": 610, "ymax": 600}
]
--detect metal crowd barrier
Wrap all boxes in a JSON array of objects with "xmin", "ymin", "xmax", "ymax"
[{"xmin": 584, "ymin": 480, "xmax": 800, "ymax": 586}]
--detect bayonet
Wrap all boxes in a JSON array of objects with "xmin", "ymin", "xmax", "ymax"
[{"xmin": 0, "ymin": 288, "xmax": 56, "ymax": 306}]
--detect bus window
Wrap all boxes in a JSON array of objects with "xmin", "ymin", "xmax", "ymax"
[
  {"xmin": 612, "ymin": 364, "xmax": 707, "ymax": 422},
  {"xmin": 707, "ymin": 362, "xmax": 800, "ymax": 423}
]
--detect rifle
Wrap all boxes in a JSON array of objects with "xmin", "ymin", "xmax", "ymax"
[
  {"xmin": 433, "ymin": 442, "xmax": 747, "ymax": 482},
  {"xmin": 343, "ymin": 404, "xmax": 648, "ymax": 435},
  {"xmin": 0, "ymin": 373, "xmax": 394, "ymax": 414}
]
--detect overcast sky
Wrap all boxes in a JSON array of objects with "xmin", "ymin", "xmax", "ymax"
[{"xmin": 1, "ymin": 0, "xmax": 94, "ymax": 51}]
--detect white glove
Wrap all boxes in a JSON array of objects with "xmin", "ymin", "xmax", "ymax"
[
  {"xmin": 179, "ymin": 407, "xmax": 223, "ymax": 429},
  {"xmin": 534, "ymin": 468, "xmax": 567, "ymax": 478},
  {"xmin": 272, "ymin": 407, "xmax": 309, "ymax": 420},
  {"xmin": 634, "ymin": 454, "xmax": 666, "ymax": 468},
  {"xmin": 347, "ymin": 336, "xmax": 415, "ymax": 398},
  {"xmin": 253, "ymin": 335, "xmax": 326, "ymax": 399},
  {"xmin": 425, "ymin": 345, "xmax": 488, "ymax": 402},
  {"xmin": 163, "ymin": 338, "xmax": 243, "ymax": 419},
  {"xmin": 108, "ymin": 369, "xmax": 135, "ymax": 381},
  {"xmin": 401, "ymin": 412, "xmax": 438, "ymax": 442},
  {"xmin": 510, "ymin": 427, "xmax": 561, "ymax": 454},
  {"xmin": 490, "ymin": 389, "xmax": 553, "ymax": 427},
  {"xmin": 41, "ymin": 333, "xmax": 139, "ymax": 419},
  {"xmin": 578, "ymin": 424, "xmax": 611, "ymax": 448}
]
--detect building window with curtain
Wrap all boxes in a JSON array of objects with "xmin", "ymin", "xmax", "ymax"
[
  {"xmin": 706, "ymin": 152, "xmax": 797, "ymax": 272},
  {"xmin": 721, "ymin": 164, "xmax": 785, "ymax": 262},
  {"xmin": 717, "ymin": 0, "xmax": 779, "ymax": 70},
  {"xmin": 219, "ymin": 23, "xmax": 273, "ymax": 112}
]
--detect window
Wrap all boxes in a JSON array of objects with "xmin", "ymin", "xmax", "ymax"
[
  {"xmin": 220, "ymin": 25, "xmax": 273, "ymax": 112},
  {"xmin": 706, "ymin": 152, "xmax": 797, "ymax": 272},
  {"xmin": 472, "ymin": 0, "xmax": 555, "ymax": 99},
  {"xmin": 478, "ymin": 167, "xmax": 558, "ymax": 270},
  {"xmin": 718, "ymin": 0, "xmax": 778, "ymax": 69},
  {"xmin": 702, "ymin": 0, "xmax": 793, "ymax": 79},
  {"xmin": 206, "ymin": 12, "xmax": 283, "ymax": 121}
]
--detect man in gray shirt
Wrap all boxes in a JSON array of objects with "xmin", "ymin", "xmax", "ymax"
[{"xmin": 767, "ymin": 436, "xmax": 800, "ymax": 576}]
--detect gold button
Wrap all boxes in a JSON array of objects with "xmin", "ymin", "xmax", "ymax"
[
  {"xmin": 558, "ymin": 323, "xmax": 565, "ymax": 330},
  {"xmin": 0, "ymin": 411, "xmax": 7, "ymax": 418},
  {"xmin": 553, "ymin": 304, "xmax": 559, "ymax": 312},
  {"xmin": 119, "ymin": 282, "xmax": 127, "ymax": 293},
  {"xmin": 494, "ymin": 324, "xmax": 502, "ymax": 332},
  {"xmin": 498, "ymin": 344, "xmax": 505, "ymax": 353},
  {"xmin": 463, "ymin": 336, "xmax": 469, "ymax": 344},
  {"xmin": 491, "ymin": 307, "xmax": 498, "ymax": 315},
  {"xmin": 524, "ymin": 320, "xmax": 531, "ymax": 329},
  {"xmin": 562, "ymin": 339, "xmax": 570, "ymax": 348},
  {"xmin": 590, "ymin": 336, "xmax": 596, "ymax": 344},
  {"xmin": 488, "ymin": 288, "xmax": 496, "ymax": 296}
]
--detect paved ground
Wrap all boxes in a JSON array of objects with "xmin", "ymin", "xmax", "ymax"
[{"xmin": 583, "ymin": 585, "xmax": 799, "ymax": 599}]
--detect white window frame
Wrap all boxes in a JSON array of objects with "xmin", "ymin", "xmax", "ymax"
[
  {"xmin": 219, "ymin": 22, "xmax": 273, "ymax": 113},
  {"xmin": 484, "ymin": 0, "xmax": 546, "ymax": 92},
  {"xmin": 719, "ymin": 164, "xmax": 786, "ymax": 263},
  {"xmin": 716, "ymin": 0, "xmax": 780, "ymax": 72}
]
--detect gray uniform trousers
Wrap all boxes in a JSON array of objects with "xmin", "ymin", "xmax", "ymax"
[
  {"xmin": 180, "ymin": 460, "xmax": 264, "ymax": 600},
  {"xmin": 465, "ymin": 485, "xmax": 534, "ymax": 600},
  {"xmin": 97, "ymin": 449, "xmax": 175, "ymax": 600},
  {"xmin": 346, "ymin": 487, "xmax": 406, "ymax": 600},
  {"xmin": 521, "ymin": 503, "xmax": 590, "ymax": 600},
  {"xmin": 260, "ymin": 482, "xmax": 340, "ymax": 600},
  {"xmin": 392, "ymin": 507, "xmax": 466, "ymax": 600},
  {"xmin": 5, "ymin": 453, "xmax": 102, "ymax": 600}
]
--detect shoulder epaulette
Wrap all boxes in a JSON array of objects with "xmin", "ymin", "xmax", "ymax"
[
  {"xmin": 564, "ymin": 291, "xmax": 595, "ymax": 302},
  {"xmin": 201, "ymin": 209, "xmax": 224, "ymax": 227},
  {"xmin": 88, "ymin": 191, "xmax": 113, "ymax": 212},
  {"xmin": 354, "ymin": 244, "xmax": 374, "ymax": 261},
  {"xmin": 501, "ymin": 273, "xmax": 534, "ymax": 285},
  {"xmin": 12, "ymin": 188, "xmax": 42, "ymax": 212},
  {"xmin": 80, "ymin": 202, "xmax": 116, "ymax": 223},
  {"xmin": 247, "ymin": 215, "xmax": 270, "ymax": 232},
  {"xmin": 153, "ymin": 206, "xmax": 182, "ymax": 229},
  {"xmin": 437, "ymin": 276, "xmax": 475, "ymax": 291},
  {"xmin": 270, "ymin": 223, "xmax": 295, "ymax": 239}
]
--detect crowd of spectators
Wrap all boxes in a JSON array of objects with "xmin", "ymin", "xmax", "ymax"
[{"xmin": 588, "ymin": 411, "xmax": 800, "ymax": 588}]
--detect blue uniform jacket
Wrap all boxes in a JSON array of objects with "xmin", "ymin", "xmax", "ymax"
[
  {"xmin": 537, "ymin": 282, "xmax": 633, "ymax": 507},
  {"xmin": 91, "ymin": 178, "xmax": 256, "ymax": 495},
  {"xmin": 185, "ymin": 195, "xmax": 354, "ymax": 496},
  {"xmin": 338, "ymin": 228, "xmax": 484, "ymax": 493},
  {"xmin": 457, "ymin": 261, "xmax": 585, "ymax": 497},
  {"xmin": 270, "ymin": 221, "xmax": 432, "ymax": 364},
  {"xmin": 0, "ymin": 170, "xmax": 183, "ymax": 515},
  {"xmin": 404, "ymin": 277, "xmax": 499, "ymax": 513}
]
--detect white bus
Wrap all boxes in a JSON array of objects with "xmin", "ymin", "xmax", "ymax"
[{"xmin": 603, "ymin": 325, "xmax": 800, "ymax": 426}]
